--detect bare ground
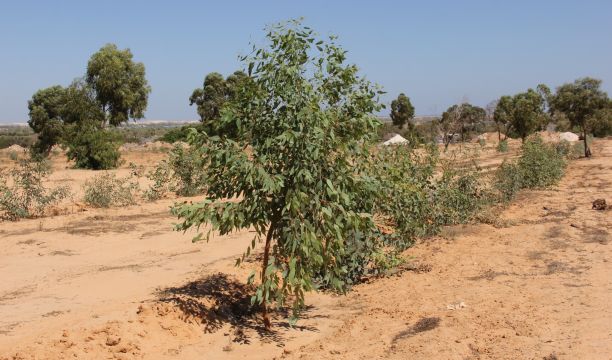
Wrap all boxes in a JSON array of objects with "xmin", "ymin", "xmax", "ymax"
[{"xmin": 0, "ymin": 139, "xmax": 610, "ymax": 359}]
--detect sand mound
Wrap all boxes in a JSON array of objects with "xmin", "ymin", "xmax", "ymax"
[
  {"xmin": 559, "ymin": 132, "xmax": 580, "ymax": 142},
  {"xmin": 473, "ymin": 132, "xmax": 503, "ymax": 144},
  {"xmin": 5, "ymin": 145, "xmax": 26, "ymax": 153},
  {"xmin": 383, "ymin": 134, "xmax": 409, "ymax": 145}
]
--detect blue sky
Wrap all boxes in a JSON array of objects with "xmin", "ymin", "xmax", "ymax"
[{"xmin": 1, "ymin": 0, "xmax": 611, "ymax": 123}]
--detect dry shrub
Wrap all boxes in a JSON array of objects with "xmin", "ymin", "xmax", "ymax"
[{"xmin": 0, "ymin": 156, "xmax": 70, "ymax": 220}]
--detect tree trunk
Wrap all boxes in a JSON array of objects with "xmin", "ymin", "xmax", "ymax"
[
  {"xmin": 583, "ymin": 127, "xmax": 591, "ymax": 158},
  {"xmin": 260, "ymin": 222, "xmax": 275, "ymax": 330}
]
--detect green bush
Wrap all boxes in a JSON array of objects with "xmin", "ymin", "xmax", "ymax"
[
  {"xmin": 369, "ymin": 144, "xmax": 439, "ymax": 249},
  {"xmin": 494, "ymin": 160, "xmax": 522, "ymax": 202},
  {"xmin": 497, "ymin": 138, "xmax": 508, "ymax": 153},
  {"xmin": 478, "ymin": 138, "xmax": 486, "ymax": 147},
  {"xmin": 493, "ymin": 135, "xmax": 568, "ymax": 203},
  {"xmin": 142, "ymin": 144, "xmax": 206, "ymax": 200},
  {"xmin": 518, "ymin": 135, "xmax": 566, "ymax": 188},
  {"xmin": 434, "ymin": 166, "xmax": 489, "ymax": 225},
  {"xmin": 0, "ymin": 157, "xmax": 70, "ymax": 220},
  {"xmin": 143, "ymin": 161, "xmax": 172, "ymax": 201},
  {"xmin": 83, "ymin": 172, "xmax": 139, "ymax": 208},
  {"xmin": 160, "ymin": 124, "xmax": 204, "ymax": 143},
  {"xmin": 64, "ymin": 122, "xmax": 121, "ymax": 170}
]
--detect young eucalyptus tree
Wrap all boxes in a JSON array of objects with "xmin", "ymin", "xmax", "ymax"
[{"xmin": 173, "ymin": 20, "xmax": 384, "ymax": 329}]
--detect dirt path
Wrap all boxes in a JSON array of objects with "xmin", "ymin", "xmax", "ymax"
[{"xmin": 1, "ymin": 140, "xmax": 610, "ymax": 359}]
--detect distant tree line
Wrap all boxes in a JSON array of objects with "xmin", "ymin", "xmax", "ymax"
[{"xmin": 386, "ymin": 78, "xmax": 610, "ymax": 157}]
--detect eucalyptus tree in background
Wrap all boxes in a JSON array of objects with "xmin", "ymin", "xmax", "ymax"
[
  {"xmin": 173, "ymin": 20, "xmax": 384, "ymax": 329},
  {"xmin": 86, "ymin": 44, "xmax": 151, "ymax": 126},
  {"xmin": 494, "ymin": 86, "xmax": 548, "ymax": 143},
  {"xmin": 189, "ymin": 70, "xmax": 250, "ymax": 135},
  {"xmin": 27, "ymin": 86, "xmax": 70, "ymax": 155},
  {"xmin": 550, "ymin": 77, "xmax": 609, "ymax": 157},
  {"xmin": 190, "ymin": 72, "xmax": 227, "ymax": 122},
  {"xmin": 390, "ymin": 93, "xmax": 415, "ymax": 130},
  {"xmin": 439, "ymin": 103, "xmax": 485, "ymax": 150},
  {"xmin": 27, "ymin": 43, "xmax": 150, "ymax": 168},
  {"xmin": 493, "ymin": 96, "xmax": 512, "ymax": 141}
]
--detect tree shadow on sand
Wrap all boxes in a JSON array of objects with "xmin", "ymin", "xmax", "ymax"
[{"xmin": 155, "ymin": 272, "xmax": 318, "ymax": 346}]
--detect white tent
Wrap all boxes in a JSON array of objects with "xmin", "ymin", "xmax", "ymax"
[{"xmin": 383, "ymin": 134, "xmax": 409, "ymax": 145}]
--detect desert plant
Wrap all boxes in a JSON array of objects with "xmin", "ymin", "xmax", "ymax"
[
  {"xmin": 142, "ymin": 144, "xmax": 206, "ymax": 201},
  {"xmin": 83, "ymin": 172, "xmax": 139, "ymax": 208},
  {"xmin": 518, "ymin": 135, "xmax": 566, "ymax": 188},
  {"xmin": 143, "ymin": 161, "xmax": 172, "ymax": 201},
  {"xmin": 496, "ymin": 138, "xmax": 508, "ymax": 153},
  {"xmin": 167, "ymin": 144, "xmax": 206, "ymax": 196},
  {"xmin": 173, "ymin": 20, "xmax": 384, "ymax": 328},
  {"xmin": 368, "ymin": 144, "xmax": 439, "ymax": 248},
  {"xmin": 0, "ymin": 157, "xmax": 70, "ymax": 220},
  {"xmin": 434, "ymin": 165, "xmax": 489, "ymax": 225},
  {"xmin": 494, "ymin": 160, "xmax": 522, "ymax": 202},
  {"xmin": 478, "ymin": 138, "xmax": 486, "ymax": 147}
]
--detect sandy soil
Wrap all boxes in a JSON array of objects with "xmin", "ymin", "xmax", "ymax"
[{"xmin": 0, "ymin": 139, "xmax": 610, "ymax": 359}]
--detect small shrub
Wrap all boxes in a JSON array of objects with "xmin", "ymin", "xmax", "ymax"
[
  {"xmin": 518, "ymin": 135, "xmax": 566, "ymax": 188},
  {"xmin": 141, "ymin": 144, "xmax": 206, "ymax": 201},
  {"xmin": 0, "ymin": 157, "xmax": 70, "ymax": 220},
  {"xmin": 554, "ymin": 140, "xmax": 583, "ymax": 160},
  {"xmin": 160, "ymin": 124, "xmax": 205, "ymax": 143},
  {"xmin": 167, "ymin": 144, "xmax": 206, "ymax": 196},
  {"xmin": 478, "ymin": 138, "xmax": 486, "ymax": 147},
  {"xmin": 434, "ymin": 167, "xmax": 489, "ymax": 225},
  {"xmin": 494, "ymin": 160, "xmax": 522, "ymax": 202},
  {"xmin": 370, "ymin": 144, "xmax": 439, "ymax": 249},
  {"xmin": 83, "ymin": 172, "xmax": 139, "ymax": 208},
  {"xmin": 497, "ymin": 139, "xmax": 508, "ymax": 153},
  {"xmin": 8, "ymin": 151, "xmax": 19, "ymax": 161},
  {"xmin": 143, "ymin": 161, "xmax": 172, "ymax": 201}
]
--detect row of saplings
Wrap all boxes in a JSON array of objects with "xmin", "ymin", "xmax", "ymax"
[{"xmin": 3, "ymin": 20, "xmax": 584, "ymax": 330}]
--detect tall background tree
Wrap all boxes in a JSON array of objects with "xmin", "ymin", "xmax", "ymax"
[
  {"xmin": 493, "ymin": 96, "xmax": 513, "ymax": 141},
  {"xmin": 27, "ymin": 44, "xmax": 150, "ymax": 168},
  {"xmin": 27, "ymin": 86, "xmax": 69, "ymax": 155},
  {"xmin": 439, "ymin": 103, "xmax": 485, "ymax": 149},
  {"xmin": 494, "ymin": 86, "xmax": 548, "ymax": 142},
  {"xmin": 189, "ymin": 71, "xmax": 249, "ymax": 135},
  {"xmin": 174, "ymin": 20, "xmax": 384, "ymax": 328},
  {"xmin": 390, "ymin": 93, "xmax": 415, "ymax": 130},
  {"xmin": 86, "ymin": 44, "xmax": 151, "ymax": 127},
  {"xmin": 550, "ymin": 77, "xmax": 609, "ymax": 157}
]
